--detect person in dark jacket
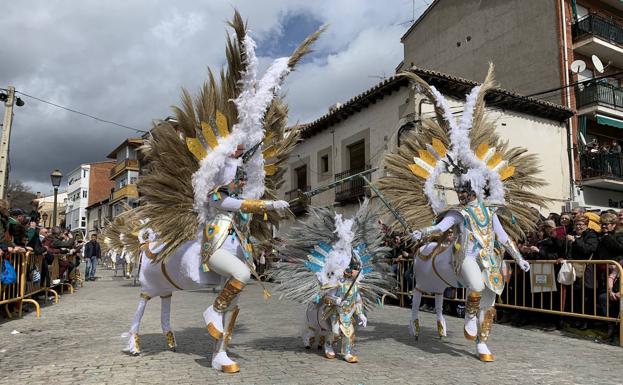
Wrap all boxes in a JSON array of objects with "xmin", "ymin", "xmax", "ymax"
[
  {"xmin": 567, "ymin": 215, "xmax": 599, "ymax": 260},
  {"xmin": 8, "ymin": 208, "xmax": 27, "ymax": 247},
  {"xmin": 536, "ymin": 220, "xmax": 566, "ymax": 260},
  {"xmin": 83, "ymin": 234, "xmax": 101, "ymax": 281},
  {"xmin": 596, "ymin": 212, "xmax": 623, "ymax": 340},
  {"xmin": 49, "ymin": 227, "xmax": 75, "ymax": 282},
  {"xmin": 566, "ymin": 214, "xmax": 599, "ymax": 328}
]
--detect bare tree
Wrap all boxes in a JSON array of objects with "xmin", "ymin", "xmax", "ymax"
[{"xmin": 7, "ymin": 180, "xmax": 37, "ymax": 213}]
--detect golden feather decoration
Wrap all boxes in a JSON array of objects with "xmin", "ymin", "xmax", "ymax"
[
  {"xmin": 378, "ymin": 65, "xmax": 549, "ymax": 240},
  {"xmin": 100, "ymin": 207, "xmax": 142, "ymax": 264},
  {"xmin": 137, "ymin": 11, "xmax": 323, "ymax": 263}
]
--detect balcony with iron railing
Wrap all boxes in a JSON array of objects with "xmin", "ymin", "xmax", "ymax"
[
  {"xmin": 110, "ymin": 159, "xmax": 140, "ymax": 179},
  {"xmin": 575, "ymin": 80, "xmax": 623, "ymax": 112},
  {"xmin": 573, "ymin": 14, "xmax": 623, "ymax": 46},
  {"xmin": 572, "ymin": 14, "xmax": 623, "ymax": 67},
  {"xmin": 580, "ymin": 152, "xmax": 623, "ymax": 190},
  {"xmin": 334, "ymin": 165, "xmax": 371, "ymax": 203},
  {"xmin": 111, "ymin": 184, "xmax": 139, "ymax": 203},
  {"xmin": 285, "ymin": 186, "xmax": 310, "ymax": 216}
]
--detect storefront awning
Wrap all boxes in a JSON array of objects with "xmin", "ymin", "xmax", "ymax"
[{"xmin": 596, "ymin": 114, "xmax": 623, "ymax": 129}]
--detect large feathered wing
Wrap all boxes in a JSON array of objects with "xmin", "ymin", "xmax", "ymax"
[
  {"xmin": 351, "ymin": 199, "xmax": 396, "ymax": 310},
  {"xmin": 377, "ymin": 65, "xmax": 549, "ymax": 240},
  {"xmin": 100, "ymin": 207, "xmax": 141, "ymax": 263},
  {"xmin": 376, "ymin": 72, "xmax": 450, "ymax": 230},
  {"xmin": 136, "ymin": 13, "xmax": 324, "ymax": 262},
  {"xmin": 136, "ymin": 12, "xmax": 249, "ymax": 262},
  {"xmin": 467, "ymin": 65, "xmax": 550, "ymax": 239}
]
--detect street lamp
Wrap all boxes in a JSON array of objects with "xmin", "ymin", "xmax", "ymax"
[
  {"xmin": 50, "ymin": 169, "xmax": 62, "ymax": 227},
  {"xmin": 41, "ymin": 212, "xmax": 48, "ymax": 227}
]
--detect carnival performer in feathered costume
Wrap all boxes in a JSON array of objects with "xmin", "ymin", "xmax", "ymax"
[
  {"xmin": 101, "ymin": 208, "xmax": 141, "ymax": 279},
  {"xmin": 123, "ymin": 12, "xmax": 324, "ymax": 373},
  {"xmin": 377, "ymin": 65, "xmax": 549, "ymax": 362},
  {"xmin": 270, "ymin": 200, "xmax": 394, "ymax": 363}
]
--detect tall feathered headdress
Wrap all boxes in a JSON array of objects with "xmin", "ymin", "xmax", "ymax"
[
  {"xmin": 377, "ymin": 65, "xmax": 549, "ymax": 240},
  {"xmin": 136, "ymin": 11, "xmax": 325, "ymax": 262},
  {"xmin": 269, "ymin": 199, "xmax": 395, "ymax": 311}
]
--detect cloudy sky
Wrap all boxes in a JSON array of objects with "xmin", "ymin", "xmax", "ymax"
[{"xmin": 1, "ymin": 0, "xmax": 427, "ymax": 195}]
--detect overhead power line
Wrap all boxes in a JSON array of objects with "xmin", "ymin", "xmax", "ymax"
[{"xmin": 3, "ymin": 88, "xmax": 148, "ymax": 134}]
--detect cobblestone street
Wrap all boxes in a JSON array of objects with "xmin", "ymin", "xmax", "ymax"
[{"xmin": 0, "ymin": 268, "xmax": 621, "ymax": 385}]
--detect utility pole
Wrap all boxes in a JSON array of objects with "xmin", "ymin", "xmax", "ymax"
[{"xmin": 0, "ymin": 86, "xmax": 16, "ymax": 199}]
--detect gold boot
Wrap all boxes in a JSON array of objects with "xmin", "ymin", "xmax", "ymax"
[
  {"xmin": 165, "ymin": 331, "xmax": 176, "ymax": 351},
  {"xmin": 206, "ymin": 278, "xmax": 245, "ymax": 339},
  {"xmin": 464, "ymin": 291, "xmax": 480, "ymax": 341},
  {"xmin": 131, "ymin": 334, "xmax": 141, "ymax": 356},
  {"xmin": 212, "ymin": 306, "xmax": 241, "ymax": 373},
  {"xmin": 478, "ymin": 307, "xmax": 496, "ymax": 362}
]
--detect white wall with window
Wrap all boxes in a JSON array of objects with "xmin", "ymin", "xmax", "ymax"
[{"xmin": 64, "ymin": 164, "xmax": 90, "ymax": 232}]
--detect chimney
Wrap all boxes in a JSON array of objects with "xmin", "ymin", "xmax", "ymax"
[{"xmin": 329, "ymin": 102, "xmax": 343, "ymax": 113}]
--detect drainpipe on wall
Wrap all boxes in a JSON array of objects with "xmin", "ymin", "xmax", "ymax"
[{"xmin": 560, "ymin": 0, "xmax": 576, "ymax": 204}]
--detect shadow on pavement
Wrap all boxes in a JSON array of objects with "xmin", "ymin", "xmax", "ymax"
[{"xmin": 243, "ymin": 320, "xmax": 473, "ymax": 359}]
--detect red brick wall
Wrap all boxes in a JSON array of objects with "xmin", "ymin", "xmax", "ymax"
[{"xmin": 88, "ymin": 162, "xmax": 115, "ymax": 206}]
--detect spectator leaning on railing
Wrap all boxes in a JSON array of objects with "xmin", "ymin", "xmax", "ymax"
[
  {"xmin": 8, "ymin": 208, "xmax": 28, "ymax": 248},
  {"xmin": 43, "ymin": 227, "xmax": 76, "ymax": 284},
  {"xmin": 566, "ymin": 214, "xmax": 599, "ymax": 329},
  {"xmin": 595, "ymin": 212, "xmax": 623, "ymax": 342},
  {"xmin": 0, "ymin": 200, "xmax": 13, "ymax": 255},
  {"xmin": 567, "ymin": 214, "xmax": 599, "ymax": 253}
]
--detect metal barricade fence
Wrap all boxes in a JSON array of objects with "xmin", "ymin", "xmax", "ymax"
[
  {"xmin": 0, "ymin": 252, "xmax": 27, "ymax": 318},
  {"xmin": 48, "ymin": 254, "xmax": 75, "ymax": 296},
  {"xmin": 393, "ymin": 259, "xmax": 623, "ymax": 347},
  {"xmin": 21, "ymin": 253, "xmax": 47, "ymax": 317}
]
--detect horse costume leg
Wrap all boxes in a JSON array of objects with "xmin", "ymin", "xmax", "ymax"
[
  {"xmin": 302, "ymin": 302, "xmax": 318, "ymax": 349},
  {"xmin": 324, "ymin": 313, "xmax": 339, "ymax": 359},
  {"xmin": 160, "ymin": 294, "xmax": 176, "ymax": 351},
  {"xmin": 202, "ymin": 249, "xmax": 250, "ymax": 373},
  {"xmin": 125, "ymin": 293, "xmax": 150, "ymax": 355},
  {"xmin": 435, "ymin": 293, "xmax": 447, "ymax": 337},
  {"xmin": 409, "ymin": 288, "xmax": 422, "ymax": 339}
]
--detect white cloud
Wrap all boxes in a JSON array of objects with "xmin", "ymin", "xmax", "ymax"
[
  {"xmin": 0, "ymin": 0, "xmax": 423, "ymax": 192},
  {"xmin": 151, "ymin": 11, "xmax": 206, "ymax": 46}
]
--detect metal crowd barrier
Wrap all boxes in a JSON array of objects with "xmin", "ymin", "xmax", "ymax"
[
  {"xmin": 0, "ymin": 252, "xmax": 83, "ymax": 321},
  {"xmin": 48, "ymin": 254, "xmax": 76, "ymax": 296},
  {"xmin": 392, "ymin": 259, "xmax": 623, "ymax": 347},
  {"xmin": 22, "ymin": 253, "xmax": 48, "ymax": 317},
  {"xmin": 0, "ymin": 252, "xmax": 29, "ymax": 318}
]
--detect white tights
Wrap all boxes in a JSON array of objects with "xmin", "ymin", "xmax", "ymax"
[{"xmin": 208, "ymin": 248, "xmax": 251, "ymax": 284}]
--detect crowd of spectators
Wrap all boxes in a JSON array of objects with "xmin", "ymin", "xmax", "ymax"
[
  {"xmin": 0, "ymin": 198, "xmax": 85, "ymax": 308},
  {"xmin": 582, "ymin": 139, "xmax": 623, "ymax": 178},
  {"xmin": 380, "ymin": 205, "xmax": 623, "ymax": 344}
]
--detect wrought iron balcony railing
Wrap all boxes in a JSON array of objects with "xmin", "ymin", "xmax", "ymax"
[
  {"xmin": 580, "ymin": 152, "xmax": 623, "ymax": 180},
  {"xmin": 575, "ymin": 80, "xmax": 623, "ymax": 110},
  {"xmin": 334, "ymin": 165, "xmax": 371, "ymax": 203},
  {"xmin": 572, "ymin": 13, "xmax": 623, "ymax": 47}
]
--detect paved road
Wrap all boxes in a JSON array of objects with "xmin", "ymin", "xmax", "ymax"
[{"xmin": 0, "ymin": 268, "xmax": 621, "ymax": 385}]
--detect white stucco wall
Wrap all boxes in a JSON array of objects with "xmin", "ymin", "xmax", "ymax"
[{"xmin": 281, "ymin": 85, "xmax": 570, "ymax": 220}]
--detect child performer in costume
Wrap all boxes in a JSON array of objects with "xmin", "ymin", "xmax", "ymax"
[{"xmin": 270, "ymin": 200, "xmax": 394, "ymax": 363}]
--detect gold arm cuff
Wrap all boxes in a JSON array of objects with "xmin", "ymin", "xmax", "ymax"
[
  {"xmin": 240, "ymin": 199, "xmax": 268, "ymax": 214},
  {"xmin": 504, "ymin": 240, "xmax": 525, "ymax": 262}
]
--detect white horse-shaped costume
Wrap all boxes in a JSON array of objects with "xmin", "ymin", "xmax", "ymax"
[{"xmin": 409, "ymin": 240, "xmax": 459, "ymax": 339}]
